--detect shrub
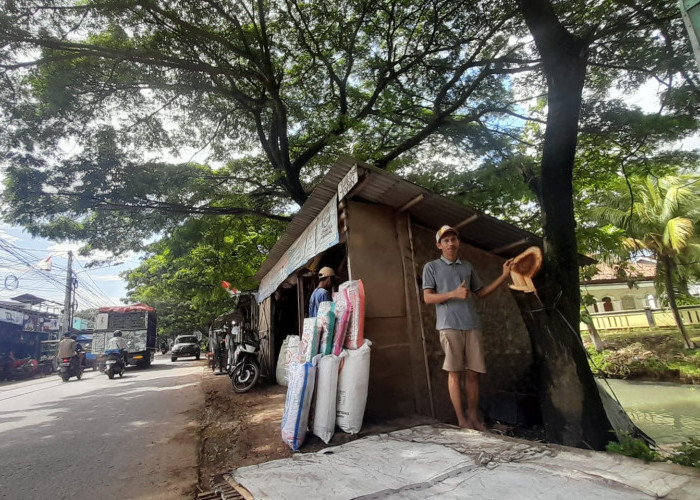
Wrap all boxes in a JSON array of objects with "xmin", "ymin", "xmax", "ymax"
[
  {"xmin": 606, "ymin": 435, "xmax": 659, "ymax": 463},
  {"xmin": 668, "ymin": 438, "xmax": 700, "ymax": 468}
]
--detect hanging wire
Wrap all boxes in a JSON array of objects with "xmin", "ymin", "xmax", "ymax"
[{"xmin": 0, "ymin": 236, "xmax": 120, "ymax": 308}]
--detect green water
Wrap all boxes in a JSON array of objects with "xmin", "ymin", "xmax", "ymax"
[{"xmin": 603, "ymin": 379, "xmax": 700, "ymax": 445}]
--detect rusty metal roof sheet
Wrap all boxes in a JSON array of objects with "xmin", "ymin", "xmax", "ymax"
[{"xmin": 256, "ymin": 157, "xmax": 588, "ymax": 281}]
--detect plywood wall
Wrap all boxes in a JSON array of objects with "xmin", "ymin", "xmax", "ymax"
[{"xmin": 346, "ymin": 201, "xmax": 432, "ymax": 418}]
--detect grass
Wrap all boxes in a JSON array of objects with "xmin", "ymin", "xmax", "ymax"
[{"xmin": 583, "ymin": 327, "xmax": 700, "ymax": 384}]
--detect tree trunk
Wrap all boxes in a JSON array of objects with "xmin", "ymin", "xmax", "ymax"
[
  {"xmin": 515, "ymin": 0, "xmax": 616, "ymax": 449},
  {"xmin": 661, "ymin": 256, "xmax": 695, "ymax": 349},
  {"xmin": 512, "ymin": 290, "xmax": 616, "ymax": 449},
  {"xmin": 583, "ymin": 317, "xmax": 604, "ymax": 352}
]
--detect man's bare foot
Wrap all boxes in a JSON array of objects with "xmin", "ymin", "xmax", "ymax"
[
  {"xmin": 470, "ymin": 420, "xmax": 488, "ymax": 432},
  {"xmin": 464, "ymin": 415, "xmax": 488, "ymax": 431},
  {"xmin": 458, "ymin": 418, "xmax": 472, "ymax": 429}
]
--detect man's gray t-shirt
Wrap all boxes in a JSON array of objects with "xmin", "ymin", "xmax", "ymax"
[{"xmin": 422, "ymin": 256, "xmax": 484, "ymax": 330}]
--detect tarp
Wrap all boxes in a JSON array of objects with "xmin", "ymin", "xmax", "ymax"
[{"xmin": 227, "ymin": 425, "xmax": 700, "ymax": 499}]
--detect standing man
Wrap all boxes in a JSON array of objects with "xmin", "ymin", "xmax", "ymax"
[
  {"xmin": 423, "ymin": 225, "xmax": 512, "ymax": 430},
  {"xmin": 308, "ymin": 267, "xmax": 335, "ymax": 317}
]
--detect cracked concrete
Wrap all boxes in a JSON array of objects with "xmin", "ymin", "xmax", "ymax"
[{"xmin": 226, "ymin": 425, "xmax": 700, "ymax": 499}]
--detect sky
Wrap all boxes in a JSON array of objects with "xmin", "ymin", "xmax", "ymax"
[{"xmin": 0, "ymin": 222, "xmax": 142, "ymax": 312}]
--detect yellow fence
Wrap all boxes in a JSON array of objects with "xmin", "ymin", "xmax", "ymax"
[{"xmin": 580, "ymin": 305, "xmax": 700, "ymax": 332}]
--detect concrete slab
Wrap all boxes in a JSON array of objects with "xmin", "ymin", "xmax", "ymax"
[{"xmin": 226, "ymin": 425, "xmax": 700, "ymax": 499}]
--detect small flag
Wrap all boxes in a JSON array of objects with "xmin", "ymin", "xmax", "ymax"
[{"xmin": 221, "ymin": 280, "xmax": 231, "ymax": 289}]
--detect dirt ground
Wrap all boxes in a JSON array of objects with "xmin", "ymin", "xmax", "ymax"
[{"xmin": 195, "ymin": 366, "xmax": 440, "ymax": 495}]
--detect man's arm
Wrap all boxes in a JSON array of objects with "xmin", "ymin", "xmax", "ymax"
[
  {"xmin": 474, "ymin": 259, "xmax": 513, "ymax": 299},
  {"xmin": 423, "ymin": 284, "xmax": 469, "ymax": 304}
]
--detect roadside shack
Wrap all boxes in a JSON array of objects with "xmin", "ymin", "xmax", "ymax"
[{"xmin": 255, "ymin": 157, "xmax": 545, "ymax": 426}]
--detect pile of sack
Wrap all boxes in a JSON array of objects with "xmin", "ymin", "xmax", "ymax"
[{"xmin": 277, "ymin": 280, "xmax": 371, "ymax": 451}]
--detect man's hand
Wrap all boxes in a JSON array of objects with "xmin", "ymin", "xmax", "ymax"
[
  {"xmin": 451, "ymin": 280, "xmax": 470, "ymax": 300},
  {"xmin": 502, "ymin": 258, "xmax": 514, "ymax": 276}
]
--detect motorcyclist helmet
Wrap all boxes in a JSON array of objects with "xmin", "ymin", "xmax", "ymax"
[{"xmin": 113, "ymin": 330, "xmax": 123, "ymax": 337}]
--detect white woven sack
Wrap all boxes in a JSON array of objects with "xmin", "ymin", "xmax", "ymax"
[
  {"xmin": 312, "ymin": 352, "xmax": 347, "ymax": 443},
  {"xmin": 275, "ymin": 335, "xmax": 299, "ymax": 386},
  {"xmin": 336, "ymin": 339, "xmax": 372, "ymax": 434},
  {"xmin": 281, "ymin": 354, "xmax": 321, "ymax": 451}
]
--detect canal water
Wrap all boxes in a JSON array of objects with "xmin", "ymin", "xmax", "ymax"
[{"xmin": 601, "ymin": 379, "xmax": 700, "ymax": 445}]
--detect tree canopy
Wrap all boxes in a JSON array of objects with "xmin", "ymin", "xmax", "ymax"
[
  {"xmin": 123, "ymin": 215, "xmax": 284, "ymax": 336},
  {"xmin": 1, "ymin": 1, "xmax": 696, "ymax": 255},
  {"xmin": 1, "ymin": 0, "xmax": 537, "ymax": 254}
]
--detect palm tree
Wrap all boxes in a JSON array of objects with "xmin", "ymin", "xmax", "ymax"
[{"xmin": 594, "ymin": 174, "xmax": 700, "ymax": 349}]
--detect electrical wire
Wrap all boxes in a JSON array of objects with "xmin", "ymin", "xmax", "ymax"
[{"xmin": 0, "ymin": 236, "xmax": 121, "ymax": 309}]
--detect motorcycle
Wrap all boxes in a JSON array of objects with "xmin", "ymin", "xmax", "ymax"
[
  {"xmin": 160, "ymin": 345, "xmax": 168, "ymax": 355},
  {"xmin": 58, "ymin": 355, "xmax": 83, "ymax": 382},
  {"xmin": 8, "ymin": 357, "xmax": 39, "ymax": 380},
  {"xmin": 228, "ymin": 326, "xmax": 260, "ymax": 393},
  {"xmin": 103, "ymin": 349, "xmax": 125, "ymax": 379}
]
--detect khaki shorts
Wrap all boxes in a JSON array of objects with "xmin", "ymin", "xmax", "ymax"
[{"xmin": 439, "ymin": 329, "xmax": 486, "ymax": 373}]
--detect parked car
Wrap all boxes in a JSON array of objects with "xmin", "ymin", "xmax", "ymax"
[{"xmin": 171, "ymin": 335, "xmax": 201, "ymax": 362}]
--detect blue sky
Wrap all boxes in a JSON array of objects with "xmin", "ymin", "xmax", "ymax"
[{"xmin": 0, "ymin": 222, "xmax": 141, "ymax": 311}]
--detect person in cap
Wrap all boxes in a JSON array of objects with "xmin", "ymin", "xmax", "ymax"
[
  {"xmin": 57, "ymin": 333, "xmax": 79, "ymax": 371},
  {"xmin": 308, "ymin": 266, "xmax": 335, "ymax": 317},
  {"xmin": 422, "ymin": 225, "xmax": 512, "ymax": 430}
]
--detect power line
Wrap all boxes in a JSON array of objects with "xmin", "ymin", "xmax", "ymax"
[{"xmin": 0, "ymin": 236, "xmax": 122, "ymax": 309}]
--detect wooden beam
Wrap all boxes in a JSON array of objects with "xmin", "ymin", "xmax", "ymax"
[
  {"xmin": 454, "ymin": 214, "xmax": 479, "ymax": 229},
  {"xmin": 399, "ymin": 194, "xmax": 425, "ymax": 212},
  {"xmin": 490, "ymin": 238, "xmax": 530, "ymax": 255}
]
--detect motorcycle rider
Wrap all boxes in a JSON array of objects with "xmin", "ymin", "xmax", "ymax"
[
  {"xmin": 70, "ymin": 334, "xmax": 85, "ymax": 367},
  {"xmin": 107, "ymin": 330, "xmax": 128, "ymax": 367},
  {"xmin": 57, "ymin": 333, "xmax": 78, "ymax": 371}
]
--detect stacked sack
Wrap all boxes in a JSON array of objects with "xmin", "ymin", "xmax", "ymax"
[{"xmin": 281, "ymin": 279, "xmax": 370, "ymax": 451}]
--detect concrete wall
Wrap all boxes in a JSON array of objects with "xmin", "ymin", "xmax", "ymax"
[
  {"xmin": 581, "ymin": 281, "xmax": 658, "ymax": 311},
  {"xmin": 580, "ymin": 305, "xmax": 700, "ymax": 331}
]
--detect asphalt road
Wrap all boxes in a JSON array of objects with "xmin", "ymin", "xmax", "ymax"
[{"xmin": 0, "ymin": 355, "xmax": 205, "ymax": 500}]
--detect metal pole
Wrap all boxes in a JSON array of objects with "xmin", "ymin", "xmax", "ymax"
[{"xmin": 62, "ymin": 251, "xmax": 73, "ymax": 334}]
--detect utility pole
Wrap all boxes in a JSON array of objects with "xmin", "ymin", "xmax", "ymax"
[{"xmin": 61, "ymin": 251, "xmax": 73, "ymax": 335}]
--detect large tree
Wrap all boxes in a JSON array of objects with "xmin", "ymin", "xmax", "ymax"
[
  {"xmin": 0, "ymin": 0, "xmax": 531, "ymax": 253},
  {"xmin": 507, "ymin": 0, "xmax": 699, "ymax": 448}
]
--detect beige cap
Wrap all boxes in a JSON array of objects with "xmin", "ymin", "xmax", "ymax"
[
  {"xmin": 436, "ymin": 225, "xmax": 459, "ymax": 242},
  {"xmin": 318, "ymin": 266, "xmax": 335, "ymax": 279}
]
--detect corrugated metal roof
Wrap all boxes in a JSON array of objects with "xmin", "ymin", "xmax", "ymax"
[{"xmin": 256, "ymin": 157, "xmax": 588, "ymax": 282}]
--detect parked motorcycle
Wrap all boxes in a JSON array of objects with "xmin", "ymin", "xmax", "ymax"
[
  {"xmin": 103, "ymin": 349, "xmax": 125, "ymax": 379},
  {"xmin": 228, "ymin": 327, "xmax": 260, "ymax": 393},
  {"xmin": 8, "ymin": 357, "xmax": 39, "ymax": 380},
  {"xmin": 160, "ymin": 344, "xmax": 168, "ymax": 355},
  {"xmin": 58, "ymin": 355, "xmax": 83, "ymax": 382}
]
